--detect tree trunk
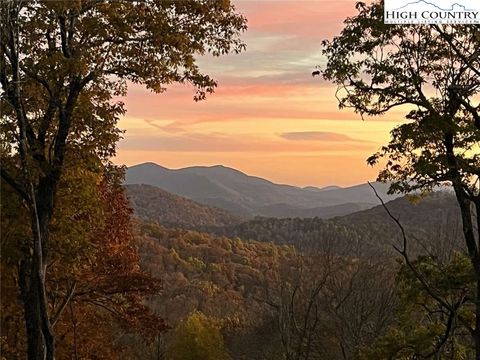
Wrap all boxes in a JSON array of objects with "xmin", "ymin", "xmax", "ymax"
[
  {"xmin": 453, "ymin": 185, "xmax": 480, "ymax": 359},
  {"xmin": 19, "ymin": 187, "xmax": 56, "ymax": 360},
  {"xmin": 445, "ymin": 128, "xmax": 480, "ymax": 358},
  {"xmin": 19, "ymin": 261, "xmax": 44, "ymax": 359},
  {"xmin": 475, "ymin": 199, "xmax": 480, "ymax": 360},
  {"xmin": 21, "ymin": 272, "xmax": 55, "ymax": 359},
  {"xmin": 476, "ymin": 279, "xmax": 480, "ymax": 360},
  {"xmin": 19, "ymin": 254, "xmax": 55, "ymax": 360}
]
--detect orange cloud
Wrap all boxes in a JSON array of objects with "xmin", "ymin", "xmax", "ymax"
[{"xmin": 280, "ymin": 131, "xmax": 372, "ymax": 143}]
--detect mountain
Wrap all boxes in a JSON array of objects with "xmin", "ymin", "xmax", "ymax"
[
  {"xmin": 125, "ymin": 184, "xmax": 242, "ymax": 229},
  {"xmin": 125, "ymin": 162, "xmax": 400, "ymax": 218},
  {"xmin": 125, "ymin": 179, "xmax": 461, "ymax": 257},
  {"xmin": 303, "ymin": 185, "xmax": 342, "ymax": 192},
  {"xmin": 256, "ymin": 202, "xmax": 374, "ymax": 219},
  {"xmin": 210, "ymin": 192, "xmax": 463, "ymax": 257}
]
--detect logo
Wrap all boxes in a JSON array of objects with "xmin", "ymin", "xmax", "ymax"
[{"xmin": 384, "ymin": 0, "xmax": 480, "ymax": 24}]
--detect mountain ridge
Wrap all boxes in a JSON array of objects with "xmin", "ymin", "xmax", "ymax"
[
  {"xmin": 124, "ymin": 162, "xmax": 400, "ymax": 218},
  {"xmin": 210, "ymin": 191, "xmax": 462, "ymax": 257}
]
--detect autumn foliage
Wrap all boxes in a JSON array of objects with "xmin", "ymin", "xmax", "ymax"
[
  {"xmin": 1, "ymin": 167, "xmax": 164, "ymax": 358},
  {"xmin": 0, "ymin": 0, "xmax": 246, "ymax": 357}
]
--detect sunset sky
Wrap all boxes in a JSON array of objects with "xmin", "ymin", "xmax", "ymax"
[{"xmin": 115, "ymin": 0, "xmax": 405, "ymax": 187}]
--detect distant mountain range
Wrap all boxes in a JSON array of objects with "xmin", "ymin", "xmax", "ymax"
[
  {"xmin": 125, "ymin": 162, "xmax": 400, "ymax": 218},
  {"xmin": 125, "ymin": 179, "xmax": 461, "ymax": 258}
]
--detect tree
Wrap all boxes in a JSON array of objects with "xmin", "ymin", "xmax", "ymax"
[
  {"xmin": 167, "ymin": 311, "xmax": 231, "ymax": 360},
  {"xmin": 359, "ymin": 253, "xmax": 475, "ymax": 359},
  {"xmin": 259, "ymin": 253, "xmax": 331, "ymax": 360},
  {"xmin": 1, "ymin": 165, "xmax": 164, "ymax": 358},
  {"xmin": 0, "ymin": 1, "xmax": 247, "ymax": 358},
  {"xmin": 322, "ymin": 1, "xmax": 480, "ymax": 356}
]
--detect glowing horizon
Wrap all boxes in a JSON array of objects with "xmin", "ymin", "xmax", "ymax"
[{"xmin": 114, "ymin": 0, "xmax": 404, "ymax": 187}]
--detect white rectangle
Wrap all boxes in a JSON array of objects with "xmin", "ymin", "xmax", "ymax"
[{"xmin": 384, "ymin": 0, "xmax": 480, "ymax": 24}]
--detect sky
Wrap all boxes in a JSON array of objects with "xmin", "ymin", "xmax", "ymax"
[{"xmin": 114, "ymin": 0, "xmax": 405, "ymax": 187}]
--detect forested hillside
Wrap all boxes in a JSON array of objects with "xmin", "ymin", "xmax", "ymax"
[
  {"xmin": 92, "ymin": 187, "xmax": 471, "ymax": 359},
  {"xmin": 125, "ymin": 184, "xmax": 243, "ymax": 229},
  {"xmin": 126, "ymin": 189, "xmax": 462, "ymax": 258},
  {"xmin": 127, "ymin": 222, "xmax": 397, "ymax": 359},
  {"xmin": 210, "ymin": 192, "xmax": 463, "ymax": 257},
  {"xmin": 113, "ymin": 191, "xmax": 463, "ymax": 358}
]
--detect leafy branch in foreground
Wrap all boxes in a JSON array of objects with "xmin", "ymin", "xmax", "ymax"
[
  {"xmin": 323, "ymin": 2, "xmax": 479, "ymax": 356},
  {"xmin": 0, "ymin": 1, "xmax": 246, "ymax": 358}
]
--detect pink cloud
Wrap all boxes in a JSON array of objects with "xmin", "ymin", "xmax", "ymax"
[
  {"xmin": 118, "ymin": 132, "xmax": 375, "ymax": 153},
  {"xmin": 237, "ymin": 1, "xmax": 358, "ymax": 39}
]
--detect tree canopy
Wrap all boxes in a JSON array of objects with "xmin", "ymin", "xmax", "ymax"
[
  {"xmin": 322, "ymin": 3, "xmax": 479, "ymax": 195},
  {"xmin": 0, "ymin": 1, "xmax": 247, "ymax": 358},
  {"xmin": 322, "ymin": 1, "xmax": 480, "ymax": 357},
  {"xmin": 168, "ymin": 311, "xmax": 231, "ymax": 360}
]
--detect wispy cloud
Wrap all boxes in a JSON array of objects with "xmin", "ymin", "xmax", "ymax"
[
  {"xmin": 119, "ymin": 132, "xmax": 374, "ymax": 153},
  {"xmin": 280, "ymin": 131, "xmax": 372, "ymax": 143}
]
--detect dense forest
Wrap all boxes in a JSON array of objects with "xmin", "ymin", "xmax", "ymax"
[
  {"xmin": 209, "ymin": 193, "xmax": 464, "ymax": 257},
  {"xmin": 132, "ymin": 222, "xmax": 397, "ymax": 359},
  {"xmin": 125, "ymin": 184, "xmax": 243, "ymax": 229},
  {"xmin": 1, "ymin": 0, "xmax": 479, "ymax": 359},
  {"xmin": 114, "ymin": 186, "xmax": 468, "ymax": 358}
]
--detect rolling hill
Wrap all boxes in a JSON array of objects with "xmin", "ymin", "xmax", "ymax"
[
  {"xmin": 125, "ymin": 184, "xmax": 242, "ymax": 229},
  {"xmin": 124, "ymin": 180, "xmax": 460, "ymax": 259},
  {"xmin": 124, "ymin": 162, "xmax": 399, "ymax": 218},
  {"xmin": 211, "ymin": 192, "xmax": 463, "ymax": 257}
]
